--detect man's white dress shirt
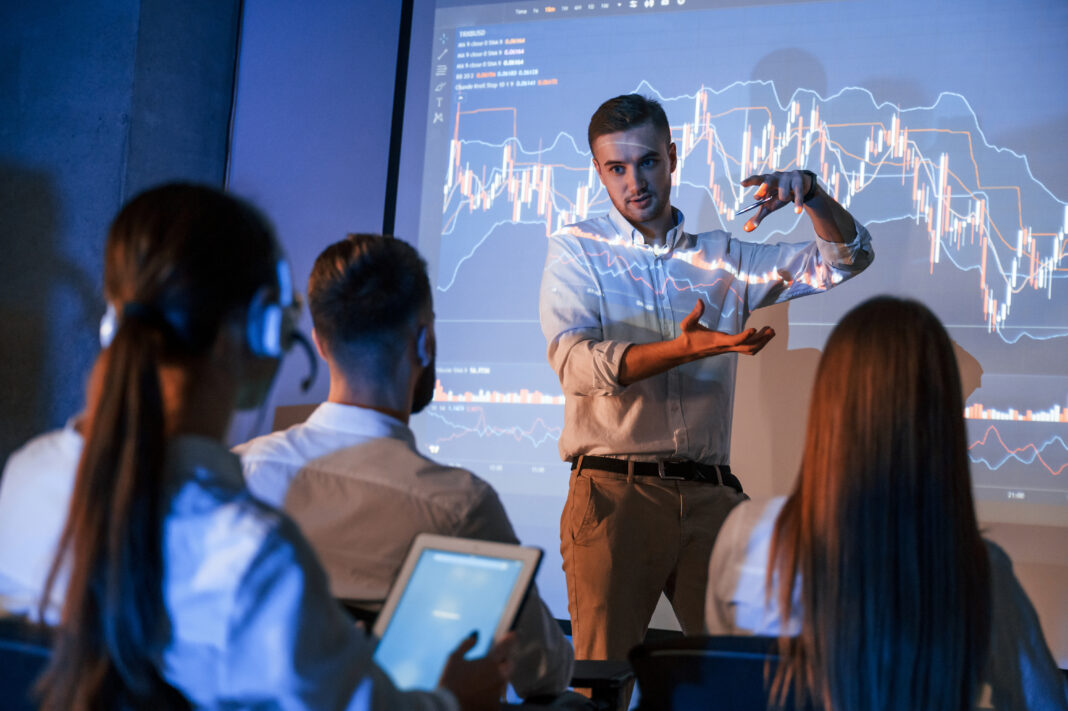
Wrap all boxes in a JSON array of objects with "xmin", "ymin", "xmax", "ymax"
[
  {"xmin": 539, "ymin": 206, "xmax": 873, "ymax": 463},
  {"xmin": 236, "ymin": 402, "xmax": 574, "ymax": 699}
]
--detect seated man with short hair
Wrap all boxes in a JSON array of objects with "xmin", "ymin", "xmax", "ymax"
[{"xmin": 235, "ymin": 234, "xmax": 574, "ymax": 701}]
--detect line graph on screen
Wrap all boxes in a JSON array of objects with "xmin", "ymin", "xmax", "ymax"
[
  {"xmin": 423, "ymin": 405, "xmax": 562, "ymax": 462},
  {"xmin": 437, "ymin": 80, "xmax": 1066, "ymax": 345},
  {"xmin": 423, "ymin": 77, "xmax": 1066, "ymax": 505},
  {"xmin": 969, "ymin": 426, "xmax": 1067, "ymax": 478}
]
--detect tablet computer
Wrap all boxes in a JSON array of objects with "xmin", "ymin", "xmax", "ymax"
[{"xmin": 371, "ymin": 533, "xmax": 542, "ymax": 691}]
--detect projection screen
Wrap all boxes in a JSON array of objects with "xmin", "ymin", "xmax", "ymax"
[{"xmin": 392, "ymin": 0, "xmax": 1068, "ymax": 622}]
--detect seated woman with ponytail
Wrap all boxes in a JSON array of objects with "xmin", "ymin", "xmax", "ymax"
[
  {"xmin": 705, "ymin": 296, "xmax": 1067, "ymax": 710},
  {"xmin": 37, "ymin": 184, "xmax": 511, "ymax": 711}
]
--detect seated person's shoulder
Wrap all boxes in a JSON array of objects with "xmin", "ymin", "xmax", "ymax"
[
  {"xmin": 0, "ymin": 425, "xmax": 82, "ymax": 520},
  {"xmin": 233, "ymin": 425, "xmax": 312, "ymax": 468},
  {"xmin": 1, "ymin": 426, "xmax": 82, "ymax": 480},
  {"xmin": 723, "ymin": 496, "xmax": 785, "ymax": 539},
  {"xmin": 710, "ymin": 497, "xmax": 787, "ymax": 586},
  {"xmin": 302, "ymin": 438, "xmax": 509, "ymax": 539},
  {"xmin": 311, "ymin": 436, "xmax": 494, "ymax": 496},
  {"xmin": 982, "ymin": 538, "xmax": 1011, "ymax": 569},
  {"xmin": 234, "ymin": 425, "xmax": 331, "ymax": 506},
  {"xmin": 171, "ymin": 470, "xmax": 286, "ymax": 539},
  {"xmin": 981, "ymin": 539, "xmax": 1028, "ymax": 607},
  {"xmin": 166, "ymin": 475, "xmax": 303, "ymax": 603}
]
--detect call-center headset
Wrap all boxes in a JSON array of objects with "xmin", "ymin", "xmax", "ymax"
[
  {"xmin": 99, "ymin": 259, "xmax": 294, "ymax": 357},
  {"xmin": 99, "ymin": 259, "xmax": 317, "ymax": 391}
]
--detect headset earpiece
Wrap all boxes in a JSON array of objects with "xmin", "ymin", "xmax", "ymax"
[
  {"xmin": 242, "ymin": 256, "xmax": 317, "ymax": 391},
  {"xmin": 247, "ymin": 259, "xmax": 296, "ymax": 358},
  {"xmin": 246, "ymin": 286, "xmax": 283, "ymax": 358},
  {"xmin": 99, "ymin": 303, "xmax": 117, "ymax": 348},
  {"xmin": 275, "ymin": 259, "xmax": 294, "ymax": 308}
]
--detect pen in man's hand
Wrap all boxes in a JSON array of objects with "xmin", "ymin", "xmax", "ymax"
[{"xmin": 736, "ymin": 195, "xmax": 776, "ymax": 215}]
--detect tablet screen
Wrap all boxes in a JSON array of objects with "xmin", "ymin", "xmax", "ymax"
[{"xmin": 372, "ymin": 548, "xmax": 525, "ymax": 691}]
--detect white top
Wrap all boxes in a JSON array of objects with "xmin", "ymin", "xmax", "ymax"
[
  {"xmin": 0, "ymin": 419, "xmax": 82, "ymax": 622},
  {"xmin": 235, "ymin": 402, "xmax": 574, "ymax": 699},
  {"xmin": 538, "ymin": 206, "xmax": 873, "ymax": 463},
  {"xmin": 704, "ymin": 497, "xmax": 794, "ymax": 636},
  {"xmin": 161, "ymin": 434, "xmax": 458, "ymax": 710},
  {"xmin": 706, "ymin": 497, "xmax": 1068, "ymax": 710}
]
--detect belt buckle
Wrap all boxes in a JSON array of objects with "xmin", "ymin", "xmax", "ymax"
[{"xmin": 657, "ymin": 458, "xmax": 689, "ymax": 481}]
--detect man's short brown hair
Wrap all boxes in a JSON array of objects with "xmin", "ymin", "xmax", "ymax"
[
  {"xmin": 587, "ymin": 94, "xmax": 671, "ymax": 151},
  {"xmin": 307, "ymin": 233, "xmax": 431, "ymax": 370}
]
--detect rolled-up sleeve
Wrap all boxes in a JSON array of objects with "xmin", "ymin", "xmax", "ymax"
[
  {"xmin": 741, "ymin": 218, "xmax": 874, "ymax": 315},
  {"xmin": 814, "ymin": 218, "xmax": 874, "ymax": 273},
  {"xmin": 539, "ymin": 233, "xmax": 631, "ymax": 397}
]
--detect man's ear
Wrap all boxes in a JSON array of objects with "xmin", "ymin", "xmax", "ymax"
[
  {"xmin": 311, "ymin": 327, "xmax": 328, "ymax": 361},
  {"xmin": 668, "ymin": 141, "xmax": 678, "ymax": 173},
  {"xmin": 416, "ymin": 326, "xmax": 432, "ymax": 368}
]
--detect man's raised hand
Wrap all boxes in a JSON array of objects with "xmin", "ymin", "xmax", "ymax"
[{"xmin": 740, "ymin": 170, "xmax": 814, "ymax": 232}]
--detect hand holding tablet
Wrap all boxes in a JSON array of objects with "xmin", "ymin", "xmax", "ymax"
[
  {"xmin": 439, "ymin": 631, "xmax": 517, "ymax": 711},
  {"xmin": 372, "ymin": 534, "xmax": 542, "ymax": 693}
]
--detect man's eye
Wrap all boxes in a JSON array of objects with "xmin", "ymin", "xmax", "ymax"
[
  {"xmin": 641, "ymin": 158, "xmax": 657, "ymax": 168},
  {"xmin": 610, "ymin": 166, "xmax": 625, "ymax": 174}
]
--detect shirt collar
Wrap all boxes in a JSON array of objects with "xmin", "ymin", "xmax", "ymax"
[
  {"xmin": 305, "ymin": 401, "xmax": 415, "ymax": 447},
  {"xmin": 606, "ymin": 205, "xmax": 686, "ymax": 251}
]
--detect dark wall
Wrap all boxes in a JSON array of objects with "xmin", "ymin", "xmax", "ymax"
[
  {"xmin": 0, "ymin": 1, "xmax": 241, "ymax": 464},
  {"xmin": 225, "ymin": 0, "xmax": 403, "ymax": 437}
]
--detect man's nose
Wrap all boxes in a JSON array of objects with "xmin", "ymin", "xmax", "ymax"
[{"xmin": 627, "ymin": 167, "xmax": 645, "ymax": 192}]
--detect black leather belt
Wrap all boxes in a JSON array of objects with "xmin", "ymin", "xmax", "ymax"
[{"xmin": 571, "ymin": 455, "xmax": 741, "ymax": 491}]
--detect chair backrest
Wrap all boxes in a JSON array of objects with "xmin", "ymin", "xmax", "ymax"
[
  {"xmin": 272, "ymin": 404, "xmax": 317, "ymax": 431},
  {"xmin": 0, "ymin": 617, "xmax": 54, "ymax": 711},
  {"xmin": 630, "ymin": 634, "xmax": 813, "ymax": 711}
]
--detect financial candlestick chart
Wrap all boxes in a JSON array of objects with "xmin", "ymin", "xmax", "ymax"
[
  {"xmin": 425, "ymin": 79, "xmax": 1066, "ymax": 504},
  {"xmin": 966, "ymin": 402, "xmax": 1068, "ymax": 424},
  {"xmin": 439, "ymin": 81, "xmax": 1066, "ymax": 344},
  {"xmin": 433, "ymin": 379, "xmax": 565, "ymax": 405}
]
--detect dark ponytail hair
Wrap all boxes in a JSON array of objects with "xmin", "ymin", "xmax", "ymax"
[{"xmin": 38, "ymin": 184, "xmax": 279, "ymax": 710}]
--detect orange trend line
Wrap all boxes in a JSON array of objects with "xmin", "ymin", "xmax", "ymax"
[{"xmin": 458, "ymin": 106, "xmax": 518, "ymax": 138}]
